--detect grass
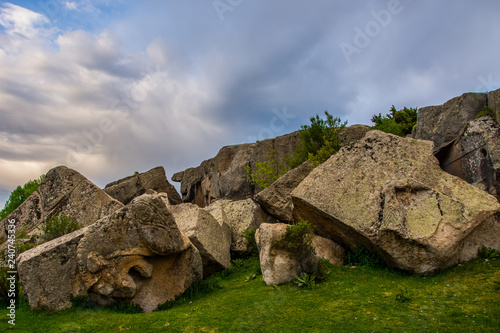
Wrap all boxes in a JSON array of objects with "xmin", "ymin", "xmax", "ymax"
[{"xmin": 1, "ymin": 256, "xmax": 499, "ymax": 332}]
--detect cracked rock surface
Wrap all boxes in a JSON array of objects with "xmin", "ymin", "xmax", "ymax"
[{"xmin": 291, "ymin": 130, "xmax": 500, "ymax": 275}]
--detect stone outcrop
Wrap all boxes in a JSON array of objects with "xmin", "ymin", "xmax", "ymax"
[
  {"xmin": 172, "ymin": 132, "xmax": 300, "ymax": 207},
  {"xmin": 18, "ymin": 193, "xmax": 203, "ymax": 313},
  {"xmin": 169, "ymin": 203, "xmax": 231, "ymax": 276},
  {"xmin": 415, "ymin": 92, "xmax": 487, "ymax": 153},
  {"xmin": 204, "ymin": 199, "xmax": 277, "ymax": 253},
  {"xmin": 0, "ymin": 166, "xmax": 123, "ymax": 242},
  {"xmin": 436, "ymin": 116, "xmax": 500, "ymax": 200},
  {"xmin": 255, "ymin": 161, "xmax": 314, "ymax": 223},
  {"xmin": 256, "ymin": 223, "xmax": 345, "ymax": 285},
  {"xmin": 104, "ymin": 166, "xmax": 182, "ymax": 205},
  {"xmin": 339, "ymin": 124, "xmax": 370, "ymax": 146},
  {"xmin": 488, "ymin": 87, "xmax": 500, "ymax": 124},
  {"xmin": 292, "ymin": 130, "xmax": 500, "ymax": 275}
]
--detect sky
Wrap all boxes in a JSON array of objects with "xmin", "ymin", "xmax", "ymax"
[{"xmin": 0, "ymin": 0, "xmax": 499, "ymax": 208}]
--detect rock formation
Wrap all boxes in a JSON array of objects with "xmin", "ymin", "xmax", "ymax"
[
  {"xmin": 0, "ymin": 166, "xmax": 123, "ymax": 242},
  {"xmin": 104, "ymin": 166, "xmax": 182, "ymax": 205},
  {"xmin": 292, "ymin": 130, "xmax": 500, "ymax": 275},
  {"xmin": 169, "ymin": 203, "xmax": 231, "ymax": 276},
  {"xmin": 256, "ymin": 223, "xmax": 345, "ymax": 285},
  {"xmin": 17, "ymin": 193, "xmax": 203, "ymax": 312},
  {"xmin": 204, "ymin": 198, "xmax": 277, "ymax": 253},
  {"xmin": 488, "ymin": 87, "xmax": 500, "ymax": 124},
  {"xmin": 172, "ymin": 132, "xmax": 300, "ymax": 207},
  {"xmin": 436, "ymin": 116, "xmax": 500, "ymax": 200},
  {"xmin": 415, "ymin": 92, "xmax": 488, "ymax": 153},
  {"xmin": 255, "ymin": 161, "xmax": 314, "ymax": 223}
]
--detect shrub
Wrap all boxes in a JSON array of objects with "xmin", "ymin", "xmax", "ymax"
[
  {"xmin": 0, "ymin": 175, "xmax": 45, "ymax": 220},
  {"xmin": 371, "ymin": 105, "xmax": 417, "ymax": 137},
  {"xmin": 475, "ymin": 105, "xmax": 497, "ymax": 123},
  {"xmin": 287, "ymin": 111, "xmax": 347, "ymax": 168},
  {"xmin": 40, "ymin": 215, "xmax": 82, "ymax": 242},
  {"xmin": 241, "ymin": 229, "xmax": 259, "ymax": 258},
  {"xmin": 243, "ymin": 149, "xmax": 289, "ymax": 190},
  {"xmin": 345, "ymin": 245, "xmax": 386, "ymax": 269},
  {"xmin": 478, "ymin": 246, "xmax": 500, "ymax": 259},
  {"xmin": 294, "ymin": 272, "xmax": 316, "ymax": 288},
  {"xmin": 275, "ymin": 220, "xmax": 315, "ymax": 261}
]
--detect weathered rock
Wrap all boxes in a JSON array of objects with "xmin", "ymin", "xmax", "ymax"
[
  {"xmin": 204, "ymin": 199, "xmax": 277, "ymax": 253},
  {"xmin": 172, "ymin": 132, "xmax": 300, "ymax": 207},
  {"xmin": 169, "ymin": 203, "xmax": 231, "ymax": 276},
  {"xmin": 17, "ymin": 228, "xmax": 88, "ymax": 311},
  {"xmin": 436, "ymin": 116, "xmax": 500, "ymax": 200},
  {"xmin": 18, "ymin": 193, "xmax": 203, "ymax": 313},
  {"xmin": 488, "ymin": 87, "xmax": 500, "ymax": 124},
  {"xmin": 415, "ymin": 92, "xmax": 487, "ymax": 153},
  {"xmin": 339, "ymin": 124, "xmax": 371, "ymax": 146},
  {"xmin": 0, "ymin": 166, "xmax": 123, "ymax": 242},
  {"xmin": 256, "ymin": 223, "xmax": 345, "ymax": 285},
  {"xmin": 104, "ymin": 166, "xmax": 181, "ymax": 205},
  {"xmin": 292, "ymin": 130, "xmax": 500, "ymax": 275},
  {"xmin": 255, "ymin": 161, "xmax": 314, "ymax": 223}
]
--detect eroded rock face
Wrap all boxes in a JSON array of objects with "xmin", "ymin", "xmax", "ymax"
[
  {"xmin": 436, "ymin": 116, "xmax": 500, "ymax": 200},
  {"xmin": 204, "ymin": 199, "xmax": 277, "ymax": 253},
  {"xmin": 104, "ymin": 166, "xmax": 182, "ymax": 205},
  {"xmin": 169, "ymin": 203, "xmax": 231, "ymax": 276},
  {"xmin": 255, "ymin": 161, "xmax": 314, "ymax": 223},
  {"xmin": 172, "ymin": 132, "xmax": 300, "ymax": 207},
  {"xmin": 18, "ymin": 193, "xmax": 203, "ymax": 313},
  {"xmin": 339, "ymin": 124, "xmax": 370, "ymax": 146},
  {"xmin": 415, "ymin": 92, "xmax": 487, "ymax": 153},
  {"xmin": 256, "ymin": 223, "xmax": 345, "ymax": 285},
  {"xmin": 488, "ymin": 87, "xmax": 500, "ymax": 125},
  {"xmin": 0, "ymin": 166, "xmax": 123, "ymax": 242},
  {"xmin": 292, "ymin": 130, "xmax": 500, "ymax": 275}
]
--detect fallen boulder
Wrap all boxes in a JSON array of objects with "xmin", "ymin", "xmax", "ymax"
[
  {"xmin": 415, "ymin": 92, "xmax": 487, "ymax": 153},
  {"xmin": 204, "ymin": 198, "xmax": 277, "ymax": 253},
  {"xmin": 104, "ymin": 166, "xmax": 181, "ymax": 205},
  {"xmin": 0, "ymin": 166, "xmax": 123, "ymax": 242},
  {"xmin": 436, "ymin": 116, "xmax": 500, "ymax": 200},
  {"xmin": 169, "ymin": 203, "xmax": 231, "ymax": 276},
  {"xmin": 255, "ymin": 161, "xmax": 314, "ymax": 223},
  {"xmin": 18, "ymin": 193, "xmax": 203, "ymax": 313},
  {"xmin": 172, "ymin": 132, "xmax": 300, "ymax": 207},
  {"xmin": 256, "ymin": 223, "xmax": 345, "ymax": 285},
  {"xmin": 292, "ymin": 130, "xmax": 500, "ymax": 275}
]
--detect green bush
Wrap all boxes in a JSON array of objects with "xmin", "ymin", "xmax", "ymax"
[
  {"xmin": 243, "ymin": 149, "xmax": 289, "ymax": 190},
  {"xmin": 275, "ymin": 220, "xmax": 315, "ymax": 262},
  {"xmin": 287, "ymin": 111, "xmax": 347, "ymax": 169},
  {"xmin": 371, "ymin": 105, "xmax": 417, "ymax": 137},
  {"xmin": 241, "ymin": 229, "xmax": 259, "ymax": 257},
  {"xmin": 40, "ymin": 215, "xmax": 82, "ymax": 242},
  {"xmin": 475, "ymin": 105, "xmax": 497, "ymax": 123},
  {"xmin": 294, "ymin": 272, "xmax": 316, "ymax": 288},
  {"xmin": 0, "ymin": 175, "xmax": 44, "ymax": 220},
  {"xmin": 345, "ymin": 245, "xmax": 387, "ymax": 269},
  {"xmin": 478, "ymin": 246, "xmax": 500, "ymax": 259}
]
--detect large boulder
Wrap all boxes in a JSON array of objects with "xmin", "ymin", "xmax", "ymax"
[
  {"xmin": 339, "ymin": 124, "xmax": 370, "ymax": 146},
  {"xmin": 18, "ymin": 193, "xmax": 203, "ymax": 313},
  {"xmin": 172, "ymin": 132, "xmax": 300, "ymax": 207},
  {"xmin": 255, "ymin": 161, "xmax": 314, "ymax": 223},
  {"xmin": 204, "ymin": 199, "xmax": 277, "ymax": 253},
  {"xmin": 0, "ymin": 166, "xmax": 123, "ymax": 242},
  {"xmin": 292, "ymin": 130, "xmax": 500, "ymax": 275},
  {"xmin": 104, "ymin": 166, "xmax": 182, "ymax": 205},
  {"xmin": 169, "ymin": 203, "xmax": 231, "ymax": 276},
  {"xmin": 488, "ymin": 87, "xmax": 500, "ymax": 124},
  {"xmin": 415, "ymin": 92, "xmax": 488, "ymax": 153},
  {"xmin": 436, "ymin": 116, "xmax": 500, "ymax": 200},
  {"xmin": 256, "ymin": 223, "xmax": 345, "ymax": 285}
]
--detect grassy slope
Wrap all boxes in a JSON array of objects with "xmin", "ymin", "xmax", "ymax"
[{"xmin": 1, "ymin": 256, "xmax": 499, "ymax": 333}]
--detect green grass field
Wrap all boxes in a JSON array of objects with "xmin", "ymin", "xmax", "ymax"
[{"xmin": 1, "ymin": 256, "xmax": 499, "ymax": 332}]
